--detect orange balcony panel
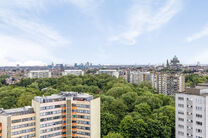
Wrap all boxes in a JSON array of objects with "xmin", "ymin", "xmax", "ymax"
[
  {"xmin": 72, "ymin": 123, "xmax": 77, "ymax": 126},
  {"xmin": 62, "ymin": 123, "xmax": 66, "ymax": 126},
  {"xmin": 62, "ymin": 107, "xmax": 66, "ymax": 110},
  {"xmin": 0, "ymin": 133, "xmax": 2, "ymax": 136},
  {"xmin": 62, "ymin": 129, "xmax": 66, "ymax": 132},
  {"xmin": 62, "ymin": 118, "xmax": 66, "ymax": 121},
  {"xmin": 72, "ymin": 128, "xmax": 77, "ymax": 131},
  {"xmin": 62, "ymin": 134, "xmax": 66, "ymax": 137},
  {"xmin": 72, "ymin": 134, "xmax": 76, "ymax": 136},
  {"xmin": 72, "ymin": 107, "xmax": 77, "ymax": 109},
  {"xmin": 62, "ymin": 112, "xmax": 66, "ymax": 115},
  {"xmin": 72, "ymin": 112, "xmax": 77, "ymax": 115}
]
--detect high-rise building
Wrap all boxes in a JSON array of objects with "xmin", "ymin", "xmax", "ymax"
[
  {"xmin": 28, "ymin": 70, "xmax": 52, "ymax": 78},
  {"xmin": 62, "ymin": 70, "xmax": 84, "ymax": 76},
  {"xmin": 97, "ymin": 70, "xmax": 119, "ymax": 78},
  {"xmin": 0, "ymin": 92, "xmax": 100, "ymax": 138},
  {"xmin": 175, "ymin": 83, "xmax": 208, "ymax": 138},
  {"xmin": 152, "ymin": 73, "xmax": 185, "ymax": 95},
  {"xmin": 0, "ymin": 106, "xmax": 35, "ymax": 138}
]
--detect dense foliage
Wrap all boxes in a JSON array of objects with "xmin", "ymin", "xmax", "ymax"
[
  {"xmin": 185, "ymin": 74, "xmax": 208, "ymax": 87},
  {"xmin": 0, "ymin": 74, "xmax": 175, "ymax": 138}
]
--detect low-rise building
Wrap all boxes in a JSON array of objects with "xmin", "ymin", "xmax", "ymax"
[
  {"xmin": 62, "ymin": 70, "xmax": 84, "ymax": 76},
  {"xmin": 97, "ymin": 70, "xmax": 119, "ymax": 78},
  {"xmin": 28, "ymin": 70, "xmax": 52, "ymax": 78}
]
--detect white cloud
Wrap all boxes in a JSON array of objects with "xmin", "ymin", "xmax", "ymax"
[
  {"xmin": 0, "ymin": 0, "xmax": 71, "ymax": 66},
  {"xmin": 110, "ymin": 0, "xmax": 183, "ymax": 45},
  {"xmin": 186, "ymin": 25, "xmax": 208, "ymax": 43}
]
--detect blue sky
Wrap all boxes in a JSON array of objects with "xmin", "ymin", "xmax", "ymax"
[{"xmin": 0, "ymin": 0, "xmax": 208, "ymax": 66}]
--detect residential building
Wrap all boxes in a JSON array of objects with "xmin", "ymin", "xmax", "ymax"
[
  {"xmin": 97, "ymin": 70, "xmax": 119, "ymax": 78},
  {"xmin": 129, "ymin": 71, "xmax": 152, "ymax": 84},
  {"xmin": 152, "ymin": 73, "xmax": 185, "ymax": 95},
  {"xmin": 0, "ymin": 92, "xmax": 100, "ymax": 138},
  {"xmin": 28, "ymin": 70, "xmax": 52, "ymax": 78},
  {"xmin": 62, "ymin": 70, "xmax": 84, "ymax": 76},
  {"xmin": 0, "ymin": 106, "xmax": 35, "ymax": 138},
  {"xmin": 175, "ymin": 83, "xmax": 208, "ymax": 138}
]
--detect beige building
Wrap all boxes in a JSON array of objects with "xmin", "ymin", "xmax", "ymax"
[
  {"xmin": 0, "ymin": 106, "xmax": 35, "ymax": 138},
  {"xmin": 0, "ymin": 92, "xmax": 100, "ymax": 138}
]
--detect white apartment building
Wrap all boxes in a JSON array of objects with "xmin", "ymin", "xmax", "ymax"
[
  {"xmin": 28, "ymin": 70, "xmax": 52, "ymax": 78},
  {"xmin": 62, "ymin": 70, "xmax": 84, "ymax": 76},
  {"xmin": 175, "ymin": 84, "xmax": 208, "ymax": 138},
  {"xmin": 97, "ymin": 70, "xmax": 119, "ymax": 78}
]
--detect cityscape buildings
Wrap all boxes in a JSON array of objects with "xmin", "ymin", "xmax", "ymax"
[{"xmin": 0, "ymin": 92, "xmax": 100, "ymax": 138}]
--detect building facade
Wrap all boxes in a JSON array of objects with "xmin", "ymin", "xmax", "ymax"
[
  {"xmin": 152, "ymin": 73, "xmax": 185, "ymax": 95},
  {"xmin": 0, "ymin": 92, "xmax": 100, "ymax": 138},
  {"xmin": 28, "ymin": 70, "xmax": 52, "ymax": 78},
  {"xmin": 175, "ymin": 85, "xmax": 208, "ymax": 138},
  {"xmin": 97, "ymin": 70, "xmax": 119, "ymax": 78},
  {"xmin": 62, "ymin": 70, "xmax": 84, "ymax": 76},
  {"xmin": 129, "ymin": 71, "xmax": 152, "ymax": 84}
]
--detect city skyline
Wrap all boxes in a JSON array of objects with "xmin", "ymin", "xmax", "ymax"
[{"xmin": 0, "ymin": 0, "xmax": 208, "ymax": 65}]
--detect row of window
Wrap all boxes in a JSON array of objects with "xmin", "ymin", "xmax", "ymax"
[
  {"xmin": 178, "ymin": 118, "xmax": 203, "ymax": 126},
  {"xmin": 178, "ymin": 111, "xmax": 202, "ymax": 118},
  {"xmin": 40, "ymin": 115, "xmax": 65, "ymax": 122},
  {"xmin": 72, "ymin": 115, "xmax": 90, "ymax": 120},
  {"xmin": 40, "ymin": 104, "xmax": 66, "ymax": 111},
  {"xmin": 72, "ymin": 104, "xmax": 90, "ymax": 108},
  {"xmin": 40, "ymin": 110, "xmax": 63, "ymax": 116},
  {"xmin": 12, "ymin": 117, "xmax": 35, "ymax": 124},
  {"xmin": 178, "ymin": 97, "xmax": 203, "ymax": 103},
  {"xmin": 40, "ymin": 131, "xmax": 63, "ymax": 138},
  {"xmin": 72, "ymin": 120, "xmax": 90, "ymax": 125},
  {"xmin": 72, "ymin": 125, "xmax": 90, "ymax": 130},
  {"xmin": 178, "ymin": 104, "xmax": 203, "ymax": 110},
  {"xmin": 14, "ymin": 133, "xmax": 35, "ymax": 138},
  {"xmin": 12, "ymin": 128, "xmax": 35, "ymax": 136},
  {"xmin": 12, "ymin": 122, "xmax": 35, "ymax": 130},
  {"xmin": 40, "ymin": 126, "xmax": 64, "ymax": 134},
  {"xmin": 72, "ymin": 109, "xmax": 90, "ymax": 114},
  {"xmin": 40, "ymin": 121, "xmax": 65, "ymax": 128},
  {"xmin": 72, "ymin": 131, "xmax": 90, "ymax": 136}
]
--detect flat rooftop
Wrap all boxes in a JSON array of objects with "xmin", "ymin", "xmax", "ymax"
[
  {"xmin": 34, "ymin": 92, "xmax": 94, "ymax": 103},
  {"xmin": 0, "ymin": 106, "xmax": 34, "ymax": 116},
  {"xmin": 179, "ymin": 83, "xmax": 208, "ymax": 96}
]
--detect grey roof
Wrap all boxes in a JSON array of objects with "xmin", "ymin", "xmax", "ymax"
[
  {"xmin": 0, "ymin": 106, "xmax": 34, "ymax": 116},
  {"xmin": 34, "ymin": 91, "xmax": 94, "ymax": 103}
]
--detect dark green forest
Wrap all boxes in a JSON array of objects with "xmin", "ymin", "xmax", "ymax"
[{"xmin": 0, "ymin": 74, "xmax": 175, "ymax": 138}]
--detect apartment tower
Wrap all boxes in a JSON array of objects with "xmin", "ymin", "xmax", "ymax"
[{"xmin": 0, "ymin": 92, "xmax": 100, "ymax": 138}]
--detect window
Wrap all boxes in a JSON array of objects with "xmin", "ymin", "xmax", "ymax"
[
  {"xmin": 178, "ymin": 97, "xmax": 184, "ymax": 100},
  {"xmin": 178, "ymin": 111, "xmax": 184, "ymax": 115},
  {"xmin": 196, "ymin": 114, "xmax": 202, "ymax": 118},
  {"xmin": 196, "ymin": 106, "xmax": 202, "ymax": 111},
  {"xmin": 196, "ymin": 121, "xmax": 202, "ymax": 126},
  {"xmin": 196, "ymin": 129, "xmax": 202, "ymax": 133},
  {"xmin": 178, "ymin": 131, "xmax": 184, "ymax": 136},
  {"xmin": 178, "ymin": 118, "xmax": 184, "ymax": 122},
  {"xmin": 178, "ymin": 104, "xmax": 184, "ymax": 108}
]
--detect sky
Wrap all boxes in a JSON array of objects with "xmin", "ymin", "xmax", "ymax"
[{"xmin": 0, "ymin": 0, "xmax": 208, "ymax": 66}]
